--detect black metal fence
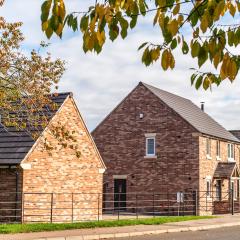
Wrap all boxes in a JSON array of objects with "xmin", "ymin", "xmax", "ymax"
[{"xmin": 0, "ymin": 190, "xmax": 239, "ymax": 223}]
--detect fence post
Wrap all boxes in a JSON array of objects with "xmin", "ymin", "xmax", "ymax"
[
  {"xmin": 97, "ymin": 193, "xmax": 100, "ymax": 222},
  {"xmin": 136, "ymin": 194, "xmax": 138, "ymax": 219},
  {"xmin": 72, "ymin": 193, "xmax": 74, "ymax": 223},
  {"xmin": 231, "ymin": 189, "xmax": 234, "ymax": 215},
  {"xmin": 118, "ymin": 193, "xmax": 120, "ymax": 220},
  {"xmin": 167, "ymin": 193, "xmax": 170, "ymax": 216},
  {"xmin": 50, "ymin": 193, "xmax": 53, "ymax": 223},
  {"xmin": 153, "ymin": 193, "xmax": 155, "ymax": 218},
  {"xmin": 21, "ymin": 192, "xmax": 25, "ymax": 224},
  {"xmin": 194, "ymin": 190, "xmax": 198, "ymax": 216},
  {"xmin": 182, "ymin": 192, "xmax": 185, "ymax": 216}
]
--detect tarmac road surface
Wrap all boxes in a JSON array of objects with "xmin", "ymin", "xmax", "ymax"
[{"xmin": 109, "ymin": 226, "xmax": 240, "ymax": 240}]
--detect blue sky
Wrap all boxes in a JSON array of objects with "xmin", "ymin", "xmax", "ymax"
[{"xmin": 1, "ymin": 0, "xmax": 240, "ymax": 131}]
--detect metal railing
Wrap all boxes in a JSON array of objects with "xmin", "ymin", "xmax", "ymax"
[{"xmin": 0, "ymin": 190, "xmax": 239, "ymax": 223}]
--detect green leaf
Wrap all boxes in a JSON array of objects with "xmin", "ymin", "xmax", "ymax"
[
  {"xmin": 195, "ymin": 75, "xmax": 203, "ymax": 89},
  {"xmin": 138, "ymin": 42, "xmax": 148, "ymax": 51},
  {"xmin": 130, "ymin": 16, "xmax": 137, "ymax": 29},
  {"xmin": 142, "ymin": 47, "xmax": 151, "ymax": 66},
  {"xmin": 191, "ymin": 41, "xmax": 200, "ymax": 58},
  {"xmin": 170, "ymin": 38, "xmax": 177, "ymax": 50},
  {"xmin": 72, "ymin": 17, "xmax": 78, "ymax": 32},
  {"xmin": 50, "ymin": 15, "xmax": 59, "ymax": 31},
  {"xmin": 191, "ymin": 74, "xmax": 197, "ymax": 85},
  {"xmin": 41, "ymin": 0, "xmax": 52, "ymax": 22},
  {"xmin": 80, "ymin": 15, "xmax": 89, "ymax": 32},
  {"xmin": 182, "ymin": 41, "xmax": 189, "ymax": 54},
  {"xmin": 198, "ymin": 46, "xmax": 208, "ymax": 68},
  {"xmin": 109, "ymin": 24, "xmax": 119, "ymax": 41}
]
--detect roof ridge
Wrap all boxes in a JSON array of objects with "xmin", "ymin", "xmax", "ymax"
[{"xmin": 141, "ymin": 82, "xmax": 192, "ymax": 102}]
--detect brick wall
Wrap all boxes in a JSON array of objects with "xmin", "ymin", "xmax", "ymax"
[
  {"xmin": 21, "ymin": 96, "xmax": 105, "ymax": 222},
  {"xmin": 0, "ymin": 168, "xmax": 22, "ymax": 222},
  {"xmin": 92, "ymin": 83, "xmax": 200, "ymax": 214},
  {"xmin": 199, "ymin": 136, "xmax": 240, "ymax": 215}
]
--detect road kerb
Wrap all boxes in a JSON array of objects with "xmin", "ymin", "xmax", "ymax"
[{"xmin": 39, "ymin": 221, "xmax": 240, "ymax": 240}]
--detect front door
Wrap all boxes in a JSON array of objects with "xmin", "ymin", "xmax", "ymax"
[{"xmin": 114, "ymin": 179, "xmax": 126, "ymax": 211}]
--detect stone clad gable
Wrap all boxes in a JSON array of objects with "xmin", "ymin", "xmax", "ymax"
[{"xmin": 22, "ymin": 96, "xmax": 105, "ymax": 193}]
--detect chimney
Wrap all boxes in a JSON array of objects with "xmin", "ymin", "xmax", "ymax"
[{"xmin": 201, "ymin": 102, "xmax": 205, "ymax": 112}]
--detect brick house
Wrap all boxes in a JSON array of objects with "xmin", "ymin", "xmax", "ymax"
[
  {"xmin": 92, "ymin": 82, "xmax": 240, "ymax": 215},
  {"xmin": 0, "ymin": 93, "xmax": 106, "ymax": 223}
]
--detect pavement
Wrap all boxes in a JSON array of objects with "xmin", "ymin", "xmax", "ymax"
[{"xmin": 1, "ymin": 215, "xmax": 240, "ymax": 240}]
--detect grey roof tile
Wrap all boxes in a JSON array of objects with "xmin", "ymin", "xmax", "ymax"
[
  {"xmin": 142, "ymin": 82, "xmax": 239, "ymax": 143},
  {"xmin": 0, "ymin": 92, "xmax": 71, "ymax": 165}
]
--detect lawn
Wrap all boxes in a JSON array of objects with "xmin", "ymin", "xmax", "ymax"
[{"xmin": 0, "ymin": 216, "xmax": 214, "ymax": 234}]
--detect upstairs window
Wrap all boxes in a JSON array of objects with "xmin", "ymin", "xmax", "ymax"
[
  {"xmin": 216, "ymin": 141, "xmax": 221, "ymax": 159},
  {"xmin": 145, "ymin": 133, "xmax": 156, "ymax": 157},
  {"xmin": 228, "ymin": 144, "xmax": 235, "ymax": 161},
  {"xmin": 146, "ymin": 137, "xmax": 155, "ymax": 156},
  {"xmin": 206, "ymin": 138, "xmax": 211, "ymax": 158}
]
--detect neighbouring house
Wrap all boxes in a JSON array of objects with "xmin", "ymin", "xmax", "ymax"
[
  {"xmin": 92, "ymin": 82, "xmax": 240, "ymax": 215},
  {"xmin": 230, "ymin": 130, "xmax": 240, "ymax": 140},
  {"xmin": 0, "ymin": 92, "xmax": 106, "ymax": 223}
]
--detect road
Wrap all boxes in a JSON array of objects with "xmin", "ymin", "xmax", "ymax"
[{"xmin": 110, "ymin": 226, "xmax": 240, "ymax": 240}]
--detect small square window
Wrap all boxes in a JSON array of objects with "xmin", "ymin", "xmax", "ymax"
[{"xmin": 146, "ymin": 137, "xmax": 155, "ymax": 156}]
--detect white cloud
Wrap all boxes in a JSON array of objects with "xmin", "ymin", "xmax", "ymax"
[{"xmin": 1, "ymin": 1, "xmax": 240, "ymax": 131}]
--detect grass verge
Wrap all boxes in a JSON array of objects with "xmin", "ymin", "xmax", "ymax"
[{"xmin": 0, "ymin": 216, "xmax": 215, "ymax": 234}]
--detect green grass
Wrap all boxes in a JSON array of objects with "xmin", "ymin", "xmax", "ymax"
[{"xmin": 0, "ymin": 216, "xmax": 215, "ymax": 234}]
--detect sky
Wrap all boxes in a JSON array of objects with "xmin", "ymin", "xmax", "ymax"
[{"xmin": 1, "ymin": 0, "xmax": 240, "ymax": 131}]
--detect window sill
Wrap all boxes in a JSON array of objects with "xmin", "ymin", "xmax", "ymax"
[
  {"xmin": 206, "ymin": 155, "xmax": 212, "ymax": 160},
  {"xmin": 228, "ymin": 158, "xmax": 235, "ymax": 162},
  {"xmin": 144, "ymin": 155, "xmax": 157, "ymax": 159},
  {"xmin": 216, "ymin": 156, "xmax": 221, "ymax": 161}
]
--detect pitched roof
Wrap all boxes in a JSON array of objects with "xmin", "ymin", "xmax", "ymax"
[
  {"xmin": 142, "ymin": 82, "xmax": 239, "ymax": 143},
  {"xmin": 213, "ymin": 162, "xmax": 237, "ymax": 179},
  {"xmin": 0, "ymin": 92, "xmax": 72, "ymax": 165},
  {"xmin": 229, "ymin": 130, "xmax": 240, "ymax": 140}
]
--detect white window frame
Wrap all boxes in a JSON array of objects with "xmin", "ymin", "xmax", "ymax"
[
  {"xmin": 228, "ymin": 143, "xmax": 235, "ymax": 162},
  {"xmin": 216, "ymin": 140, "xmax": 221, "ymax": 160},
  {"xmin": 145, "ymin": 137, "xmax": 156, "ymax": 157},
  {"xmin": 206, "ymin": 176, "xmax": 212, "ymax": 199},
  {"xmin": 206, "ymin": 138, "xmax": 212, "ymax": 159}
]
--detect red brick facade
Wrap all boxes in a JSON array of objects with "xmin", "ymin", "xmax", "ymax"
[{"xmin": 92, "ymin": 83, "xmax": 240, "ymax": 215}]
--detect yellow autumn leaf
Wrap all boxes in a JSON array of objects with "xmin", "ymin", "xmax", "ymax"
[
  {"xmin": 173, "ymin": 4, "xmax": 180, "ymax": 15},
  {"xmin": 161, "ymin": 49, "xmax": 169, "ymax": 70},
  {"xmin": 229, "ymin": 3, "xmax": 236, "ymax": 17},
  {"xmin": 168, "ymin": 19, "xmax": 179, "ymax": 36},
  {"xmin": 200, "ymin": 14, "xmax": 208, "ymax": 33}
]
